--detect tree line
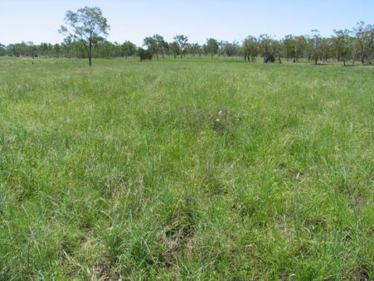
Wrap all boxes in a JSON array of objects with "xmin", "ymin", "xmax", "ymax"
[{"xmin": 1, "ymin": 6, "xmax": 373, "ymax": 66}]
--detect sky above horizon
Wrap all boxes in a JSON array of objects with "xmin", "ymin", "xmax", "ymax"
[{"xmin": 0, "ymin": 0, "xmax": 373, "ymax": 46}]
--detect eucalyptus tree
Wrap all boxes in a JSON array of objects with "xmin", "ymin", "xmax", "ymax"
[
  {"xmin": 0, "ymin": 44, "xmax": 6, "ymax": 56},
  {"xmin": 173, "ymin": 35, "xmax": 188, "ymax": 58},
  {"xmin": 53, "ymin": 44, "xmax": 61, "ymax": 57},
  {"xmin": 186, "ymin": 43, "xmax": 202, "ymax": 56},
  {"xmin": 242, "ymin": 36, "xmax": 258, "ymax": 61},
  {"xmin": 217, "ymin": 41, "xmax": 224, "ymax": 56},
  {"xmin": 95, "ymin": 41, "xmax": 118, "ymax": 58},
  {"xmin": 320, "ymin": 38, "xmax": 333, "ymax": 62},
  {"xmin": 295, "ymin": 36, "xmax": 308, "ymax": 62},
  {"xmin": 69, "ymin": 40, "xmax": 87, "ymax": 58},
  {"xmin": 310, "ymin": 30, "xmax": 322, "ymax": 64},
  {"xmin": 168, "ymin": 42, "xmax": 180, "ymax": 58},
  {"xmin": 153, "ymin": 35, "xmax": 168, "ymax": 58},
  {"xmin": 333, "ymin": 29, "xmax": 352, "ymax": 66},
  {"xmin": 202, "ymin": 44, "xmax": 209, "ymax": 56},
  {"xmin": 352, "ymin": 21, "xmax": 374, "ymax": 64},
  {"xmin": 143, "ymin": 35, "xmax": 168, "ymax": 59},
  {"xmin": 143, "ymin": 36, "xmax": 157, "ymax": 57},
  {"xmin": 26, "ymin": 42, "xmax": 38, "ymax": 58},
  {"xmin": 206, "ymin": 38, "xmax": 219, "ymax": 58},
  {"xmin": 59, "ymin": 6, "xmax": 110, "ymax": 66},
  {"xmin": 7, "ymin": 42, "xmax": 29, "ymax": 57},
  {"xmin": 39, "ymin": 43, "xmax": 54, "ymax": 57},
  {"xmin": 258, "ymin": 34, "xmax": 276, "ymax": 63},
  {"xmin": 273, "ymin": 40, "xmax": 283, "ymax": 63},
  {"xmin": 222, "ymin": 41, "xmax": 239, "ymax": 57},
  {"xmin": 121, "ymin": 41, "xmax": 137, "ymax": 58},
  {"xmin": 283, "ymin": 35, "xmax": 296, "ymax": 62}
]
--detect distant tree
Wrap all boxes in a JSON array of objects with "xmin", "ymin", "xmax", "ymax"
[
  {"xmin": 69, "ymin": 40, "xmax": 87, "ymax": 58},
  {"xmin": 258, "ymin": 34, "xmax": 275, "ymax": 63},
  {"xmin": 202, "ymin": 44, "xmax": 209, "ymax": 56},
  {"xmin": 186, "ymin": 43, "xmax": 201, "ymax": 56},
  {"xmin": 295, "ymin": 36, "xmax": 307, "ymax": 62},
  {"xmin": 95, "ymin": 40, "xmax": 118, "ymax": 58},
  {"xmin": 39, "ymin": 43, "xmax": 53, "ymax": 56},
  {"xmin": 53, "ymin": 44, "xmax": 61, "ymax": 58},
  {"xmin": 113, "ymin": 42, "xmax": 122, "ymax": 57},
  {"xmin": 333, "ymin": 29, "xmax": 352, "ymax": 66},
  {"xmin": 143, "ymin": 36, "xmax": 157, "ymax": 57},
  {"xmin": 7, "ymin": 42, "xmax": 28, "ymax": 57},
  {"xmin": 283, "ymin": 35, "xmax": 296, "ymax": 62},
  {"xmin": 218, "ymin": 41, "xmax": 225, "ymax": 56},
  {"xmin": 59, "ymin": 6, "xmax": 110, "ymax": 66},
  {"xmin": 168, "ymin": 42, "xmax": 180, "ymax": 58},
  {"xmin": 206, "ymin": 38, "xmax": 219, "ymax": 58},
  {"xmin": 352, "ymin": 21, "xmax": 374, "ymax": 64},
  {"xmin": 283, "ymin": 35, "xmax": 308, "ymax": 63},
  {"xmin": 222, "ymin": 41, "xmax": 239, "ymax": 57},
  {"xmin": 173, "ymin": 35, "xmax": 188, "ymax": 58},
  {"xmin": 320, "ymin": 38, "xmax": 333, "ymax": 62},
  {"xmin": 273, "ymin": 40, "xmax": 283, "ymax": 63},
  {"xmin": 121, "ymin": 41, "xmax": 137, "ymax": 58},
  {"xmin": 137, "ymin": 47, "xmax": 153, "ymax": 61},
  {"xmin": 242, "ymin": 36, "xmax": 258, "ymax": 61},
  {"xmin": 26, "ymin": 42, "xmax": 38, "ymax": 58},
  {"xmin": 0, "ymin": 44, "xmax": 6, "ymax": 56},
  {"xmin": 154, "ymin": 35, "xmax": 168, "ymax": 58},
  {"xmin": 310, "ymin": 30, "xmax": 322, "ymax": 64},
  {"xmin": 144, "ymin": 35, "xmax": 168, "ymax": 59}
]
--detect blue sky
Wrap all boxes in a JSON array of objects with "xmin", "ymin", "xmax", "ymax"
[{"xmin": 0, "ymin": 0, "xmax": 372, "ymax": 46}]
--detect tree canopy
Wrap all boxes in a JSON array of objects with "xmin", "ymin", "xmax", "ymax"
[
  {"xmin": 1, "ymin": 15, "xmax": 373, "ymax": 66},
  {"xmin": 59, "ymin": 6, "xmax": 110, "ymax": 66}
]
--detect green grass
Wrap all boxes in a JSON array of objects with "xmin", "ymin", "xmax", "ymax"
[{"xmin": 0, "ymin": 57, "xmax": 373, "ymax": 280}]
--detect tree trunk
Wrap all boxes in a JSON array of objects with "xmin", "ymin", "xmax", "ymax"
[
  {"xmin": 361, "ymin": 45, "xmax": 365, "ymax": 64},
  {"xmin": 89, "ymin": 38, "xmax": 92, "ymax": 67}
]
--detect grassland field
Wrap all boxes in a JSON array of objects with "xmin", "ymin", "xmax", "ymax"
[{"xmin": 0, "ymin": 57, "xmax": 373, "ymax": 280}]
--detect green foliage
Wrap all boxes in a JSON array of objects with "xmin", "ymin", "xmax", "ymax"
[
  {"xmin": 173, "ymin": 35, "xmax": 189, "ymax": 58},
  {"xmin": 0, "ymin": 44, "xmax": 6, "ymax": 56},
  {"xmin": 186, "ymin": 43, "xmax": 202, "ymax": 57},
  {"xmin": 259, "ymin": 34, "xmax": 277, "ymax": 63},
  {"xmin": 3, "ymin": 21, "xmax": 374, "ymax": 65},
  {"xmin": 59, "ymin": 6, "xmax": 110, "ymax": 66},
  {"xmin": 137, "ymin": 47, "xmax": 153, "ymax": 61},
  {"xmin": 168, "ymin": 42, "xmax": 180, "ymax": 58},
  {"xmin": 0, "ymin": 57, "xmax": 373, "ymax": 280},
  {"xmin": 121, "ymin": 41, "xmax": 137, "ymax": 58},
  {"xmin": 353, "ymin": 21, "xmax": 374, "ymax": 64},
  {"xmin": 206, "ymin": 38, "xmax": 219, "ymax": 58},
  {"xmin": 242, "ymin": 36, "xmax": 259, "ymax": 61},
  {"xmin": 143, "ymin": 35, "xmax": 168, "ymax": 59},
  {"xmin": 220, "ymin": 41, "xmax": 240, "ymax": 57},
  {"xmin": 333, "ymin": 29, "xmax": 353, "ymax": 65}
]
